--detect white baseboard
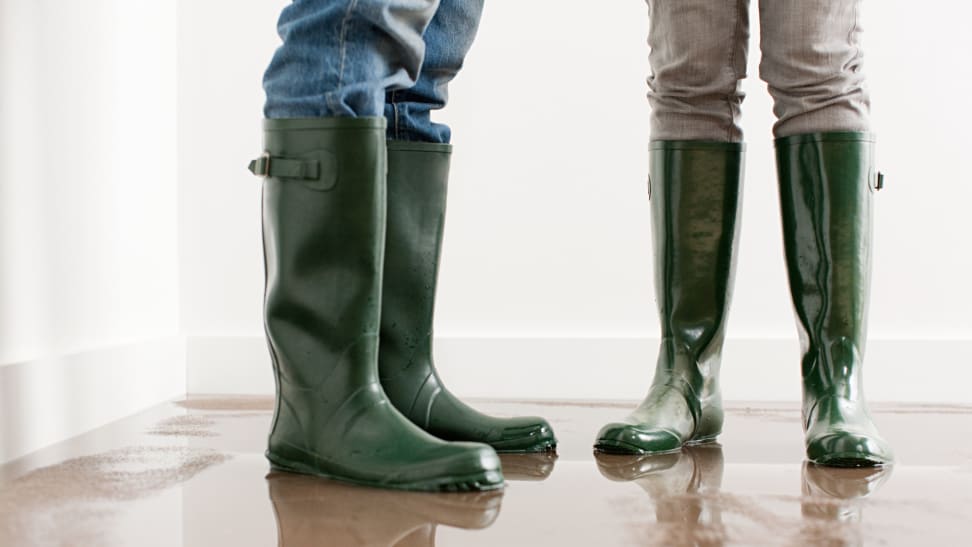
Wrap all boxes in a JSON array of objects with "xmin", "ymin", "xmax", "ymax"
[
  {"xmin": 5, "ymin": 334, "xmax": 963, "ymax": 466},
  {"xmin": 185, "ymin": 335, "xmax": 972, "ymax": 404},
  {"xmin": 0, "ymin": 337, "xmax": 186, "ymax": 465},
  {"xmin": 187, "ymin": 336, "xmax": 275, "ymax": 397}
]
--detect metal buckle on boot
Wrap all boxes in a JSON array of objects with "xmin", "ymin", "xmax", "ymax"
[{"xmin": 868, "ymin": 170, "xmax": 885, "ymax": 191}]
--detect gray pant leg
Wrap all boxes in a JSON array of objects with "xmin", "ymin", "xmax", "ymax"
[
  {"xmin": 646, "ymin": 0, "xmax": 751, "ymax": 142},
  {"xmin": 758, "ymin": 0, "xmax": 870, "ymax": 137}
]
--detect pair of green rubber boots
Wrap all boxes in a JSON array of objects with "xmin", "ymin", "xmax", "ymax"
[
  {"xmin": 250, "ymin": 118, "xmax": 555, "ymax": 492},
  {"xmin": 252, "ymin": 119, "xmax": 891, "ymax": 494},
  {"xmin": 594, "ymin": 133, "xmax": 893, "ymax": 467}
]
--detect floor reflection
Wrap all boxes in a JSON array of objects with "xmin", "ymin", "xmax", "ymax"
[
  {"xmin": 597, "ymin": 445, "xmax": 726, "ymax": 546},
  {"xmin": 2, "ymin": 398, "xmax": 964, "ymax": 546},
  {"xmin": 595, "ymin": 446, "xmax": 895, "ymax": 547},
  {"xmin": 267, "ymin": 472, "xmax": 501, "ymax": 547},
  {"xmin": 499, "ymin": 452, "xmax": 558, "ymax": 481},
  {"xmin": 267, "ymin": 452, "xmax": 558, "ymax": 546},
  {"xmin": 798, "ymin": 462, "xmax": 893, "ymax": 546}
]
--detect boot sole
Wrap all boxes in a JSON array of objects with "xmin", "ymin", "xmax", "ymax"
[
  {"xmin": 807, "ymin": 453, "xmax": 892, "ymax": 468},
  {"xmin": 267, "ymin": 453, "xmax": 505, "ymax": 493},
  {"xmin": 493, "ymin": 441, "xmax": 558, "ymax": 454},
  {"xmin": 592, "ymin": 440, "xmax": 682, "ymax": 456},
  {"xmin": 593, "ymin": 435, "xmax": 718, "ymax": 456}
]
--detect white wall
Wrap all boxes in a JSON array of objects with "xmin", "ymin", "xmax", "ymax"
[
  {"xmin": 177, "ymin": 0, "xmax": 972, "ymax": 402},
  {"xmin": 0, "ymin": 0, "xmax": 183, "ymax": 463},
  {"xmin": 0, "ymin": 0, "xmax": 180, "ymax": 364},
  {"xmin": 176, "ymin": 0, "xmax": 277, "ymax": 336}
]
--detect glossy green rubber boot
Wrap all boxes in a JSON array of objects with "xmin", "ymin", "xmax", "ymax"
[
  {"xmin": 378, "ymin": 141, "xmax": 556, "ymax": 453},
  {"xmin": 594, "ymin": 141, "xmax": 744, "ymax": 455},
  {"xmin": 776, "ymin": 132, "xmax": 893, "ymax": 467},
  {"xmin": 250, "ymin": 118, "xmax": 503, "ymax": 491}
]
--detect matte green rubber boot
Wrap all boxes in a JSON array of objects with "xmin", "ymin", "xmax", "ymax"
[
  {"xmin": 594, "ymin": 141, "xmax": 744, "ymax": 455},
  {"xmin": 378, "ymin": 141, "xmax": 556, "ymax": 453},
  {"xmin": 250, "ymin": 118, "xmax": 503, "ymax": 491},
  {"xmin": 776, "ymin": 132, "xmax": 893, "ymax": 467}
]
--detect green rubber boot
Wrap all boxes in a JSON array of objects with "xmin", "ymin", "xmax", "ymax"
[
  {"xmin": 594, "ymin": 141, "xmax": 744, "ymax": 455},
  {"xmin": 378, "ymin": 141, "xmax": 556, "ymax": 453},
  {"xmin": 250, "ymin": 118, "xmax": 503, "ymax": 491},
  {"xmin": 776, "ymin": 132, "xmax": 894, "ymax": 467}
]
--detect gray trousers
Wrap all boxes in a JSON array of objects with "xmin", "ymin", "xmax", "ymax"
[{"xmin": 647, "ymin": 0, "xmax": 869, "ymax": 141}]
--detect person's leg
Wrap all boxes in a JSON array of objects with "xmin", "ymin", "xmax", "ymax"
[
  {"xmin": 377, "ymin": 0, "xmax": 557, "ymax": 453},
  {"xmin": 647, "ymin": 0, "xmax": 751, "ymax": 142},
  {"xmin": 758, "ymin": 0, "xmax": 870, "ymax": 138},
  {"xmin": 594, "ymin": 0, "xmax": 750, "ymax": 455},
  {"xmin": 382, "ymin": 0, "xmax": 484, "ymax": 142},
  {"xmin": 250, "ymin": 0, "xmax": 505, "ymax": 491},
  {"xmin": 263, "ymin": 0, "xmax": 438, "ymax": 118},
  {"xmin": 759, "ymin": 0, "xmax": 892, "ymax": 466}
]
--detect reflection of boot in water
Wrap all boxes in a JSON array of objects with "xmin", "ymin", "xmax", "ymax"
[
  {"xmin": 799, "ymin": 462, "xmax": 892, "ymax": 545},
  {"xmin": 596, "ymin": 445, "xmax": 725, "ymax": 546},
  {"xmin": 498, "ymin": 452, "xmax": 558, "ymax": 482},
  {"xmin": 267, "ymin": 471, "xmax": 503, "ymax": 547}
]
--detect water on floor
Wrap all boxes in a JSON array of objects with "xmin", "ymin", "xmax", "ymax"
[{"xmin": 1, "ymin": 396, "xmax": 970, "ymax": 546}]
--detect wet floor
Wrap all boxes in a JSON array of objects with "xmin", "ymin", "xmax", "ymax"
[{"xmin": 1, "ymin": 396, "xmax": 970, "ymax": 546}]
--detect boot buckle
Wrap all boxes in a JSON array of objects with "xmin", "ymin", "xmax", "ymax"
[
  {"xmin": 869, "ymin": 170, "xmax": 885, "ymax": 191},
  {"xmin": 247, "ymin": 152, "xmax": 272, "ymax": 178},
  {"xmin": 258, "ymin": 152, "xmax": 271, "ymax": 178}
]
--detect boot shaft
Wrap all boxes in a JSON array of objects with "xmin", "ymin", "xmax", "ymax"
[
  {"xmin": 379, "ymin": 141, "xmax": 452, "ymax": 364},
  {"xmin": 377, "ymin": 141, "xmax": 451, "ymax": 413},
  {"xmin": 775, "ymin": 132, "xmax": 879, "ymax": 399},
  {"xmin": 649, "ymin": 141, "xmax": 744, "ymax": 381},
  {"xmin": 593, "ymin": 142, "xmax": 743, "ymax": 454},
  {"xmin": 259, "ymin": 118, "xmax": 388, "ymax": 407}
]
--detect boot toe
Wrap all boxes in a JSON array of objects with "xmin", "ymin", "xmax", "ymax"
[
  {"xmin": 593, "ymin": 423, "xmax": 683, "ymax": 455},
  {"xmin": 491, "ymin": 417, "xmax": 557, "ymax": 453},
  {"xmin": 806, "ymin": 431, "xmax": 894, "ymax": 467},
  {"xmin": 398, "ymin": 443, "xmax": 505, "ymax": 492}
]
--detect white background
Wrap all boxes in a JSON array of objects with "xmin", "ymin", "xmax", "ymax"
[
  {"xmin": 0, "ymin": 0, "xmax": 183, "ymax": 463},
  {"xmin": 0, "ymin": 0, "xmax": 178, "ymax": 365},
  {"xmin": 180, "ymin": 0, "xmax": 972, "ymax": 341},
  {"xmin": 2, "ymin": 0, "xmax": 971, "ymax": 420},
  {"xmin": 177, "ymin": 0, "xmax": 972, "ymax": 400}
]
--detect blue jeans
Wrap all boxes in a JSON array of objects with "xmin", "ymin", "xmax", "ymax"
[{"xmin": 263, "ymin": 0, "xmax": 484, "ymax": 144}]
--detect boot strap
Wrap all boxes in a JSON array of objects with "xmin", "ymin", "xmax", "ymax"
[{"xmin": 248, "ymin": 152, "xmax": 320, "ymax": 180}]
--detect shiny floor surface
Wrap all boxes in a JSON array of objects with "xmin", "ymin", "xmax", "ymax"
[{"xmin": 1, "ymin": 397, "xmax": 971, "ymax": 546}]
